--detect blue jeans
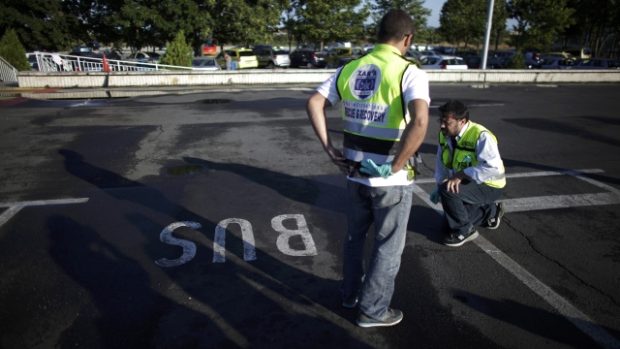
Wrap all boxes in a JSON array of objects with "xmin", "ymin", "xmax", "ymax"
[
  {"xmin": 342, "ymin": 181, "xmax": 414, "ymax": 319},
  {"xmin": 439, "ymin": 179, "xmax": 502, "ymax": 235}
]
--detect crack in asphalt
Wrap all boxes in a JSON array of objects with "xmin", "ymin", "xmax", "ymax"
[{"xmin": 505, "ymin": 217, "xmax": 620, "ymax": 309}]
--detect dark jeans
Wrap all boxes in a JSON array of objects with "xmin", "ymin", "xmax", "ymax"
[
  {"xmin": 439, "ymin": 179, "xmax": 503, "ymax": 235},
  {"xmin": 341, "ymin": 181, "xmax": 414, "ymax": 319}
]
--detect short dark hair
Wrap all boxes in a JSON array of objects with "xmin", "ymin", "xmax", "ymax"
[
  {"xmin": 377, "ymin": 9, "xmax": 415, "ymax": 42},
  {"xmin": 439, "ymin": 100, "xmax": 470, "ymax": 120}
]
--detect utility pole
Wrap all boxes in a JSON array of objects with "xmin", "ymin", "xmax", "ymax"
[{"xmin": 481, "ymin": 0, "xmax": 495, "ymax": 69}]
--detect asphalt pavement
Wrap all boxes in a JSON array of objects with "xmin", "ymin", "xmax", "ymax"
[{"xmin": 1, "ymin": 83, "xmax": 619, "ymax": 349}]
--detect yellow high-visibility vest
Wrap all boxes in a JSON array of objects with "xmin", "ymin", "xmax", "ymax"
[
  {"xmin": 439, "ymin": 122, "xmax": 506, "ymax": 188},
  {"xmin": 336, "ymin": 44, "xmax": 414, "ymax": 164}
]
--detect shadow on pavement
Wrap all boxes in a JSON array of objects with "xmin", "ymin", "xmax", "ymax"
[
  {"xmin": 55, "ymin": 149, "xmax": 375, "ymax": 348},
  {"xmin": 452, "ymin": 290, "xmax": 619, "ymax": 348}
]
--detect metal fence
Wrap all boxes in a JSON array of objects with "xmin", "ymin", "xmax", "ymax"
[
  {"xmin": 0, "ymin": 56, "xmax": 18, "ymax": 84},
  {"xmin": 29, "ymin": 52, "xmax": 192, "ymax": 73}
]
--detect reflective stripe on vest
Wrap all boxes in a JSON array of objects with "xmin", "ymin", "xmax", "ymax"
[
  {"xmin": 336, "ymin": 44, "xmax": 414, "ymax": 163},
  {"xmin": 439, "ymin": 122, "xmax": 506, "ymax": 188}
]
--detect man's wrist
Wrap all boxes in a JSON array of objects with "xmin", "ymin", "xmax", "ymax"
[{"xmin": 454, "ymin": 171, "xmax": 469, "ymax": 180}]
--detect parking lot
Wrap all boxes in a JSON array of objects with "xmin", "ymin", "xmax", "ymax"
[{"xmin": 1, "ymin": 84, "xmax": 619, "ymax": 348}]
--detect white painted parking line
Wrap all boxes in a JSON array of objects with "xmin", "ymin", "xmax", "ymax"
[
  {"xmin": 0, "ymin": 197, "xmax": 90, "ymax": 208},
  {"xmin": 412, "ymin": 169, "xmax": 620, "ymax": 349},
  {"xmin": 506, "ymin": 192, "xmax": 620, "ymax": 212},
  {"xmin": 429, "ymin": 103, "xmax": 506, "ymax": 109},
  {"xmin": 416, "ymin": 168, "xmax": 620, "ymax": 212},
  {"xmin": 474, "ymin": 237, "xmax": 620, "ymax": 349},
  {"xmin": 0, "ymin": 205, "xmax": 24, "ymax": 227},
  {"xmin": 414, "ymin": 168, "xmax": 605, "ymax": 184},
  {"xmin": 0, "ymin": 198, "xmax": 89, "ymax": 228}
]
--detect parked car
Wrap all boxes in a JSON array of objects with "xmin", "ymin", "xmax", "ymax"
[
  {"xmin": 573, "ymin": 58, "xmax": 620, "ymax": 69},
  {"xmin": 127, "ymin": 52, "xmax": 159, "ymax": 63},
  {"xmin": 216, "ymin": 48, "xmax": 259, "ymax": 70},
  {"xmin": 325, "ymin": 46, "xmax": 364, "ymax": 68},
  {"xmin": 487, "ymin": 51, "xmax": 516, "ymax": 69},
  {"xmin": 405, "ymin": 49, "xmax": 423, "ymax": 65},
  {"xmin": 289, "ymin": 48, "xmax": 327, "ymax": 68},
  {"xmin": 69, "ymin": 45, "xmax": 101, "ymax": 58},
  {"xmin": 421, "ymin": 55, "xmax": 468, "ymax": 70},
  {"xmin": 464, "ymin": 55, "xmax": 481, "ymax": 69},
  {"xmin": 102, "ymin": 49, "xmax": 123, "ymax": 60},
  {"xmin": 540, "ymin": 57, "xmax": 575, "ymax": 69},
  {"xmin": 525, "ymin": 52, "xmax": 543, "ymax": 69},
  {"xmin": 192, "ymin": 57, "xmax": 221, "ymax": 71},
  {"xmin": 201, "ymin": 38, "xmax": 219, "ymax": 56},
  {"xmin": 252, "ymin": 45, "xmax": 290, "ymax": 68}
]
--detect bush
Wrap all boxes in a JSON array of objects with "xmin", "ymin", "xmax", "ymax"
[
  {"xmin": 160, "ymin": 31, "xmax": 193, "ymax": 67},
  {"xmin": 0, "ymin": 29, "xmax": 30, "ymax": 71},
  {"xmin": 507, "ymin": 51, "xmax": 526, "ymax": 69}
]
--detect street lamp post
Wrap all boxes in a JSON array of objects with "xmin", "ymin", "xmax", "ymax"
[{"xmin": 481, "ymin": 0, "xmax": 495, "ymax": 69}]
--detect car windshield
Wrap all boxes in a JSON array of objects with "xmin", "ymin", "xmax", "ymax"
[
  {"xmin": 193, "ymin": 59, "xmax": 215, "ymax": 67},
  {"xmin": 423, "ymin": 57, "xmax": 440, "ymax": 64},
  {"xmin": 239, "ymin": 51, "xmax": 255, "ymax": 57}
]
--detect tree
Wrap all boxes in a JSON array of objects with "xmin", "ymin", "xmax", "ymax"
[
  {"xmin": 439, "ymin": 0, "xmax": 485, "ymax": 47},
  {"xmin": 0, "ymin": 29, "xmax": 30, "ymax": 70},
  {"xmin": 564, "ymin": 0, "xmax": 619, "ymax": 57},
  {"xmin": 508, "ymin": 0, "xmax": 574, "ymax": 52},
  {"xmin": 211, "ymin": 0, "xmax": 288, "ymax": 48},
  {"xmin": 371, "ymin": 0, "xmax": 431, "ymax": 38},
  {"xmin": 293, "ymin": 0, "xmax": 368, "ymax": 50},
  {"xmin": 160, "ymin": 30, "xmax": 193, "ymax": 66},
  {"xmin": 0, "ymin": 0, "xmax": 79, "ymax": 51},
  {"xmin": 150, "ymin": 0, "xmax": 214, "ymax": 52},
  {"xmin": 491, "ymin": 0, "xmax": 509, "ymax": 51}
]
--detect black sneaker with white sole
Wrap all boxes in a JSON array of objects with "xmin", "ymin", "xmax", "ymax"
[
  {"xmin": 486, "ymin": 202, "xmax": 505, "ymax": 230},
  {"xmin": 443, "ymin": 229, "xmax": 479, "ymax": 247},
  {"xmin": 356, "ymin": 308, "xmax": 403, "ymax": 328}
]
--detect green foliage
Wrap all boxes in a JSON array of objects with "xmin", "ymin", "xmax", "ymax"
[
  {"xmin": 292, "ymin": 0, "xmax": 369, "ymax": 49},
  {"xmin": 371, "ymin": 0, "xmax": 431, "ymax": 38},
  {"xmin": 0, "ymin": 0, "xmax": 78, "ymax": 51},
  {"xmin": 491, "ymin": 0, "xmax": 509, "ymax": 51},
  {"xmin": 439, "ymin": 0, "xmax": 487, "ymax": 47},
  {"xmin": 508, "ymin": 0, "xmax": 575, "ymax": 51},
  {"xmin": 2, "ymin": 0, "xmax": 618, "ymax": 61},
  {"xmin": 564, "ymin": 0, "xmax": 620, "ymax": 57},
  {"xmin": 0, "ymin": 29, "xmax": 30, "ymax": 71},
  {"xmin": 212, "ymin": 0, "xmax": 286, "ymax": 48},
  {"xmin": 506, "ymin": 51, "xmax": 525, "ymax": 68},
  {"xmin": 160, "ymin": 30, "xmax": 193, "ymax": 66}
]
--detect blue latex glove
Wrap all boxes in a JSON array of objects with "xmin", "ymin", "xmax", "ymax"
[
  {"xmin": 360, "ymin": 159, "xmax": 393, "ymax": 178},
  {"xmin": 429, "ymin": 187, "xmax": 441, "ymax": 204}
]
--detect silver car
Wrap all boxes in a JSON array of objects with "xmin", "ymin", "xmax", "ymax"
[{"xmin": 192, "ymin": 57, "xmax": 221, "ymax": 71}]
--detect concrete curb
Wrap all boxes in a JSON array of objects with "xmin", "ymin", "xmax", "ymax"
[{"xmin": 16, "ymin": 69, "xmax": 620, "ymax": 89}]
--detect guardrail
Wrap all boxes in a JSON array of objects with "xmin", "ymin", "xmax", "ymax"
[
  {"xmin": 16, "ymin": 69, "xmax": 620, "ymax": 88},
  {"xmin": 29, "ymin": 51, "xmax": 191, "ymax": 73},
  {"xmin": 0, "ymin": 56, "xmax": 18, "ymax": 84}
]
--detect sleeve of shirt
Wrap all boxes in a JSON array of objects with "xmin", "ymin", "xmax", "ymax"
[
  {"xmin": 434, "ymin": 144, "xmax": 449, "ymax": 184},
  {"xmin": 401, "ymin": 66, "xmax": 430, "ymax": 108},
  {"xmin": 315, "ymin": 67, "xmax": 343, "ymax": 105},
  {"xmin": 463, "ymin": 131, "xmax": 504, "ymax": 184}
]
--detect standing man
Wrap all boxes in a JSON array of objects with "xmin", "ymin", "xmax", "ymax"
[
  {"xmin": 431, "ymin": 100, "xmax": 506, "ymax": 247},
  {"xmin": 306, "ymin": 9, "xmax": 429, "ymax": 328}
]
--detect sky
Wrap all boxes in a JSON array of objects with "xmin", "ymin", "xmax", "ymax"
[{"xmin": 424, "ymin": 0, "xmax": 445, "ymax": 28}]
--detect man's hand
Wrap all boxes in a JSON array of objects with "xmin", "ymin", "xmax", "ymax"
[
  {"xmin": 360, "ymin": 159, "xmax": 393, "ymax": 178},
  {"xmin": 446, "ymin": 172, "xmax": 468, "ymax": 193},
  {"xmin": 325, "ymin": 145, "xmax": 349, "ymax": 175}
]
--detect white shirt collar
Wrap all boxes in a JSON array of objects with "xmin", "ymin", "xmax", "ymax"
[{"xmin": 456, "ymin": 121, "xmax": 470, "ymax": 140}]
